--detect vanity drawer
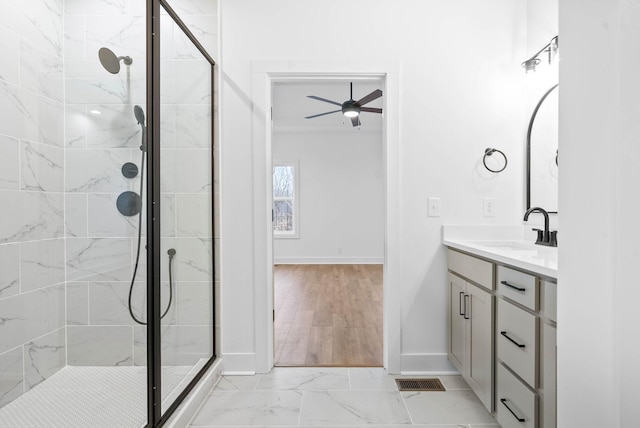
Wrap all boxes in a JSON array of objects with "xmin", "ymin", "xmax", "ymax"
[
  {"xmin": 498, "ymin": 298, "xmax": 538, "ymax": 388},
  {"xmin": 497, "ymin": 363, "xmax": 537, "ymax": 428},
  {"xmin": 541, "ymin": 280, "xmax": 557, "ymax": 322},
  {"xmin": 448, "ymin": 249, "xmax": 493, "ymax": 290},
  {"xmin": 498, "ymin": 266, "xmax": 538, "ymax": 310}
]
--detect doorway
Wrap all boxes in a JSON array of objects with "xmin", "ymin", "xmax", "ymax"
[
  {"xmin": 250, "ymin": 61, "xmax": 401, "ymax": 374},
  {"xmin": 270, "ymin": 79, "xmax": 384, "ymax": 367}
]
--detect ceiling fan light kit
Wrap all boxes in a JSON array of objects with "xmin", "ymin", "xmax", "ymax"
[
  {"xmin": 342, "ymin": 101, "xmax": 360, "ymax": 118},
  {"xmin": 305, "ymin": 82, "xmax": 383, "ymax": 127}
]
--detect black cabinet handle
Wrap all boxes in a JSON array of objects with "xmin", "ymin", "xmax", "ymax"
[
  {"xmin": 501, "ymin": 331, "xmax": 526, "ymax": 348},
  {"xmin": 500, "ymin": 398, "xmax": 526, "ymax": 422},
  {"xmin": 501, "ymin": 280, "xmax": 526, "ymax": 292},
  {"xmin": 463, "ymin": 294, "xmax": 470, "ymax": 320},
  {"xmin": 459, "ymin": 292, "xmax": 464, "ymax": 316}
]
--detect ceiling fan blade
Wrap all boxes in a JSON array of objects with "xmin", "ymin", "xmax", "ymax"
[
  {"xmin": 305, "ymin": 109, "xmax": 341, "ymax": 119},
  {"xmin": 351, "ymin": 116, "xmax": 361, "ymax": 127},
  {"xmin": 360, "ymin": 107, "xmax": 383, "ymax": 114},
  {"xmin": 307, "ymin": 95, "xmax": 342, "ymax": 107},
  {"xmin": 356, "ymin": 89, "xmax": 383, "ymax": 106}
]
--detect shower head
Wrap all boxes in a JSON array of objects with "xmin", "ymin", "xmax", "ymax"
[
  {"xmin": 134, "ymin": 105, "xmax": 145, "ymax": 126},
  {"xmin": 98, "ymin": 47, "xmax": 132, "ymax": 74}
]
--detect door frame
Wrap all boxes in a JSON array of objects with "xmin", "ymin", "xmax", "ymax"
[{"xmin": 251, "ymin": 60, "xmax": 401, "ymax": 373}]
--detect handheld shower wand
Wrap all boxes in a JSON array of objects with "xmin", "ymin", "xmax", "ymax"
[
  {"xmin": 127, "ymin": 105, "xmax": 175, "ymax": 325},
  {"xmin": 134, "ymin": 105, "xmax": 147, "ymax": 152}
]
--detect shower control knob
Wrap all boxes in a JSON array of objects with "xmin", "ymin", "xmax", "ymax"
[
  {"xmin": 122, "ymin": 162, "xmax": 139, "ymax": 178},
  {"xmin": 116, "ymin": 191, "xmax": 141, "ymax": 216}
]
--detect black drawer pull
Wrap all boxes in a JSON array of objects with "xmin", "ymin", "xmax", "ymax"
[
  {"xmin": 463, "ymin": 294, "xmax": 470, "ymax": 320},
  {"xmin": 501, "ymin": 280, "xmax": 526, "ymax": 292},
  {"xmin": 500, "ymin": 398, "xmax": 526, "ymax": 422},
  {"xmin": 459, "ymin": 292, "xmax": 464, "ymax": 316},
  {"xmin": 501, "ymin": 331, "xmax": 526, "ymax": 348}
]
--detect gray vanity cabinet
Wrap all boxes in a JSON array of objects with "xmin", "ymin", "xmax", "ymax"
[
  {"xmin": 447, "ymin": 248, "xmax": 557, "ymax": 428},
  {"xmin": 495, "ymin": 268, "xmax": 557, "ymax": 428},
  {"xmin": 447, "ymin": 251, "xmax": 494, "ymax": 412}
]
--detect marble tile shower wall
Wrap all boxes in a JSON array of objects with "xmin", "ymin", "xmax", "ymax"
[
  {"xmin": 63, "ymin": 0, "xmax": 147, "ymax": 368},
  {"xmin": 0, "ymin": 0, "xmax": 66, "ymax": 408},
  {"xmin": 63, "ymin": 0, "xmax": 217, "ymax": 367}
]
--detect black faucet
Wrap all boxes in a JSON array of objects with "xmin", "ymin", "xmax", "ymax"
[{"xmin": 523, "ymin": 207, "xmax": 557, "ymax": 247}]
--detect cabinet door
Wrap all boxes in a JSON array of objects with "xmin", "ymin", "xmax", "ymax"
[
  {"xmin": 449, "ymin": 273, "xmax": 466, "ymax": 372},
  {"xmin": 541, "ymin": 323, "xmax": 557, "ymax": 428},
  {"xmin": 467, "ymin": 283, "xmax": 493, "ymax": 411}
]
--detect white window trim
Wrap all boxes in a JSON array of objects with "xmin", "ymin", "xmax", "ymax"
[{"xmin": 273, "ymin": 159, "xmax": 300, "ymax": 239}]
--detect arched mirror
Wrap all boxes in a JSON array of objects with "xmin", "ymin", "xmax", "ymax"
[{"xmin": 527, "ymin": 84, "xmax": 558, "ymax": 213}]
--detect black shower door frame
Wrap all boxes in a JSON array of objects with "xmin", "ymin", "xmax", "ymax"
[{"xmin": 146, "ymin": 0, "xmax": 217, "ymax": 426}]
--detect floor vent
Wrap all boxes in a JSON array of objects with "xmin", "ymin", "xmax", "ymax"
[{"xmin": 396, "ymin": 378, "xmax": 446, "ymax": 392}]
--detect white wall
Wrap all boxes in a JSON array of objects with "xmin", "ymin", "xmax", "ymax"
[
  {"xmin": 273, "ymin": 132, "xmax": 384, "ymax": 264},
  {"xmin": 219, "ymin": 0, "xmax": 527, "ymax": 372},
  {"xmin": 559, "ymin": 0, "xmax": 640, "ymax": 426}
]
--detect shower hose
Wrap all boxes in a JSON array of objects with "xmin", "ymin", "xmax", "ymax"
[{"xmin": 127, "ymin": 142, "xmax": 175, "ymax": 325}]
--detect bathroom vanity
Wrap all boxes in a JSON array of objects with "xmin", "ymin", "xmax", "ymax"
[{"xmin": 444, "ymin": 229, "xmax": 557, "ymax": 428}]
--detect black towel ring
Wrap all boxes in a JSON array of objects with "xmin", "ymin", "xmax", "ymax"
[{"xmin": 483, "ymin": 148, "xmax": 508, "ymax": 173}]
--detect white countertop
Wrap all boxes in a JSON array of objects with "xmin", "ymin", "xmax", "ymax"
[{"xmin": 442, "ymin": 225, "xmax": 558, "ymax": 279}]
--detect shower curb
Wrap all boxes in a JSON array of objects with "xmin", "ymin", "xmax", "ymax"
[{"xmin": 164, "ymin": 359, "xmax": 222, "ymax": 428}]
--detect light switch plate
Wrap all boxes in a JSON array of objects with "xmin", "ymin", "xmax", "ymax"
[{"xmin": 428, "ymin": 197, "xmax": 441, "ymax": 217}]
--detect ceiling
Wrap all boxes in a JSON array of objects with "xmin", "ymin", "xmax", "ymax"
[{"xmin": 272, "ymin": 79, "xmax": 384, "ymax": 132}]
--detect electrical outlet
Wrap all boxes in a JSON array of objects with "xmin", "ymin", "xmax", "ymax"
[
  {"xmin": 483, "ymin": 197, "xmax": 496, "ymax": 217},
  {"xmin": 428, "ymin": 197, "xmax": 441, "ymax": 217}
]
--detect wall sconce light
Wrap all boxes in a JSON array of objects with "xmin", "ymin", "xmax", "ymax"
[{"xmin": 522, "ymin": 36, "xmax": 559, "ymax": 73}]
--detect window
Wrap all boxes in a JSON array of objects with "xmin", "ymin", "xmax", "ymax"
[{"xmin": 273, "ymin": 161, "xmax": 299, "ymax": 238}]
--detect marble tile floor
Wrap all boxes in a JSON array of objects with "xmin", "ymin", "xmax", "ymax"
[{"xmin": 189, "ymin": 367, "xmax": 500, "ymax": 427}]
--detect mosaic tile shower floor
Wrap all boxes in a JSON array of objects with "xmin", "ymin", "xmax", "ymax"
[{"xmin": 0, "ymin": 365, "xmax": 196, "ymax": 428}]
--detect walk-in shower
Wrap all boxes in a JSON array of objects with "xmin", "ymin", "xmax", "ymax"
[{"xmin": 0, "ymin": 1, "xmax": 217, "ymax": 427}]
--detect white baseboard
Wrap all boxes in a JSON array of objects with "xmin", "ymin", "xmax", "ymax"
[
  {"xmin": 400, "ymin": 353, "xmax": 458, "ymax": 375},
  {"xmin": 221, "ymin": 353, "xmax": 257, "ymax": 374},
  {"xmin": 165, "ymin": 358, "xmax": 222, "ymax": 428},
  {"xmin": 274, "ymin": 257, "xmax": 384, "ymax": 265}
]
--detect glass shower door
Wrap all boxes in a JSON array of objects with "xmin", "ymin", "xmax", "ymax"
[{"xmin": 156, "ymin": 2, "xmax": 215, "ymax": 417}]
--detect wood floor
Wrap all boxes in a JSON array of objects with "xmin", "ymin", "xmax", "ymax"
[{"xmin": 273, "ymin": 264, "xmax": 383, "ymax": 367}]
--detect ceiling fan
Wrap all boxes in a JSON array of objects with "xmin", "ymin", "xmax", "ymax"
[{"xmin": 305, "ymin": 82, "xmax": 383, "ymax": 127}]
